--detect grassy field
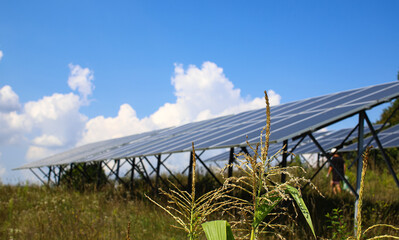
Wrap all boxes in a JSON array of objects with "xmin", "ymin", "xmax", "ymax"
[
  {"xmin": 0, "ymin": 184, "xmax": 187, "ymax": 240},
  {"xmin": 1, "ymin": 165, "xmax": 398, "ymax": 240}
]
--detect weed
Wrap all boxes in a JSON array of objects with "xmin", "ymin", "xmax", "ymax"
[{"xmin": 326, "ymin": 208, "xmax": 350, "ymax": 239}]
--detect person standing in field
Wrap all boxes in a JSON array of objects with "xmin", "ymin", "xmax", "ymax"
[{"xmin": 327, "ymin": 149, "xmax": 345, "ymax": 195}]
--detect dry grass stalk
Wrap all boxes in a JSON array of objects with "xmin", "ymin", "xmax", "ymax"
[{"xmin": 125, "ymin": 221, "xmax": 131, "ymax": 240}]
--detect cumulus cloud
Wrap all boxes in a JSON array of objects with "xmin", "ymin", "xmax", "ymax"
[
  {"xmin": 68, "ymin": 64, "xmax": 94, "ymax": 103},
  {"xmin": 0, "ymin": 85, "xmax": 21, "ymax": 112},
  {"xmin": 80, "ymin": 61, "xmax": 281, "ymax": 144},
  {"xmin": 25, "ymin": 146, "xmax": 57, "ymax": 162},
  {"xmin": 0, "ymin": 86, "xmax": 29, "ymax": 144},
  {"xmin": 32, "ymin": 134, "xmax": 63, "ymax": 147},
  {"xmin": 79, "ymin": 104, "xmax": 154, "ymax": 145},
  {"xmin": 22, "ymin": 92, "xmax": 88, "ymax": 160},
  {"xmin": 150, "ymin": 61, "xmax": 280, "ymax": 127},
  {"xmin": 0, "ymin": 65, "xmax": 92, "ymax": 164}
]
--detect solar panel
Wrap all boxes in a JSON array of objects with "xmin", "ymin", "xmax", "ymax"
[
  {"xmin": 293, "ymin": 125, "xmax": 380, "ymax": 154},
  {"xmin": 17, "ymin": 81, "xmax": 399, "ymax": 169},
  {"xmin": 342, "ymin": 124, "xmax": 399, "ymax": 151}
]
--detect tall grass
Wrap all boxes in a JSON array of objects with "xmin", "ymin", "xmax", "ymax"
[{"xmin": 0, "ymin": 184, "xmax": 186, "ymax": 240}]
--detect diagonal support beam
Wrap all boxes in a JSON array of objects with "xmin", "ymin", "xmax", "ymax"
[
  {"xmin": 364, "ymin": 113, "xmax": 399, "ymax": 188},
  {"xmin": 137, "ymin": 157, "xmax": 155, "ymax": 190},
  {"xmin": 103, "ymin": 161, "xmax": 129, "ymax": 188},
  {"xmin": 30, "ymin": 168, "xmax": 47, "ymax": 185},
  {"xmin": 195, "ymin": 153, "xmax": 222, "ymax": 186},
  {"xmin": 142, "ymin": 156, "xmax": 169, "ymax": 188}
]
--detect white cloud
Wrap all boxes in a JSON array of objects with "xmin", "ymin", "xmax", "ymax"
[
  {"xmin": 24, "ymin": 93, "xmax": 81, "ymax": 122},
  {"xmin": 80, "ymin": 61, "xmax": 281, "ymax": 145},
  {"xmin": 32, "ymin": 134, "xmax": 63, "ymax": 147},
  {"xmin": 0, "ymin": 85, "xmax": 21, "ymax": 112},
  {"xmin": 25, "ymin": 146, "xmax": 56, "ymax": 162},
  {"xmin": 150, "ymin": 61, "xmax": 280, "ymax": 127},
  {"xmin": 67, "ymin": 64, "xmax": 94, "ymax": 103},
  {"xmin": 79, "ymin": 104, "xmax": 154, "ymax": 145},
  {"xmin": 0, "ymin": 65, "xmax": 92, "ymax": 167},
  {"xmin": 0, "ymin": 50, "xmax": 3, "ymax": 61}
]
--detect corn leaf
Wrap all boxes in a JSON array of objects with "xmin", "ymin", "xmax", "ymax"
[
  {"xmin": 285, "ymin": 185, "xmax": 316, "ymax": 238},
  {"xmin": 252, "ymin": 195, "xmax": 282, "ymax": 229},
  {"xmin": 202, "ymin": 220, "xmax": 235, "ymax": 240}
]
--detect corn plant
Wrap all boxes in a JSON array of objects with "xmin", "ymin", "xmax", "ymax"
[
  {"xmin": 146, "ymin": 143, "xmax": 234, "ymax": 240},
  {"xmin": 202, "ymin": 91, "xmax": 318, "ymax": 240}
]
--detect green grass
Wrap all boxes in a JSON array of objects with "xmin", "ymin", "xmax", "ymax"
[
  {"xmin": 0, "ymin": 184, "xmax": 187, "ymax": 240},
  {"xmin": 1, "ymin": 167, "xmax": 398, "ymax": 240}
]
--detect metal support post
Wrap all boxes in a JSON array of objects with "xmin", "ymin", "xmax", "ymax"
[
  {"xmin": 188, "ymin": 151, "xmax": 194, "ymax": 192},
  {"xmin": 47, "ymin": 166, "xmax": 52, "ymax": 185},
  {"xmin": 137, "ymin": 157, "xmax": 154, "ymax": 190},
  {"xmin": 115, "ymin": 159, "xmax": 120, "ymax": 185},
  {"xmin": 96, "ymin": 161, "xmax": 103, "ymax": 189},
  {"xmin": 228, "ymin": 147, "xmax": 235, "ymax": 178},
  {"xmin": 155, "ymin": 155, "xmax": 162, "ymax": 192},
  {"xmin": 281, "ymin": 140, "xmax": 288, "ymax": 183},
  {"xmin": 130, "ymin": 158, "xmax": 136, "ymax": 191}
]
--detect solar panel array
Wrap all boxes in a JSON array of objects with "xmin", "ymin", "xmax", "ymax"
[
  {"xmin": 292, "ymin": 125, "xmax": 380, "ymax": 154},
  {"xmin": 204, "ymin": 131, "xmax": 329, "ymax": 163},
  {"xmin": 17, "ymin": 81, "xmax": 399, "ymax": 170},
  {"xmin": 204, "ymin": 124, "xmax": 383, "ymax": 162},
  {"xmin": 342, "ymin": 124, "xmax": 399, "ymax": 151}
]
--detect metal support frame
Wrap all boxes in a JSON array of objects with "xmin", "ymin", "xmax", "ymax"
[
  {"xmin": 103, "ymin": 160, "xmax": 129, "ymax": 188},
  {"xmin": 363, "ymin": 114, "xmax": 399, "ymax": 188},
  {"xmin": 195, "ymin": 152, "xmax": 222, "ymax": 186},
  {"xmin": 129, "ymin": 158, "xmax": 135, "ymax": 191},
  {"xmin": 281, "ymin": 140, "xmax": 288, "ymax": 183},
  {"xmin": 228, "ymin": 147, "xmax": 235, "ymax": 177},
  {"xmin": 188, "ymin": 150, "xmax": 194, "ymax": 192},
  {"xmin": 155, "ymin": 155, "xmax": 162, "ymax": 192},
  {"xmin": 134, "ymin": 157, "xmax": 154, "ymax": 191},
  {"xmin": 29, "ymin": 168, "xmax": 47, "ymax": 185},
  {"xmin": 151, "ymin": 154, "xmax": 184, "ymax": 188}
]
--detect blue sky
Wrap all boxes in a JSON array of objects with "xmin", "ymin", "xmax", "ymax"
[{"xmin": 0, "ymin": 0, "xmax": 398, "ymax": 183}]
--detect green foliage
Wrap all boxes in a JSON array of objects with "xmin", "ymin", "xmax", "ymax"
[
  {"xmin": 285, "ymin": 185, "xmax": 316, "ymax": 238},
  {"xmin": 60, "ymin": 162, "xmax": 107, "ymax": 191},
  {"xmin": 202, "ymin": 220, "xmax": 235, "ymax": 240},
  {"xmin": 326, "ymin": 208, "xmax": 350, "ymax": 240},
  {"xmin": 253, "ymin": 194, "xmax": 282, "ymax": 230},
  {"xmin": 377, "ymin": 98, "xmax": 399, "ymax": 126}
]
